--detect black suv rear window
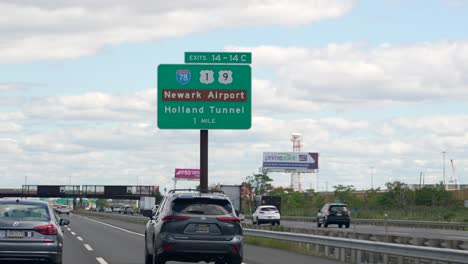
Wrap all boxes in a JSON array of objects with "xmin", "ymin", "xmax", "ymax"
[
  {"xmin": 330, "ymin": 206, "xmax": 347, "ymax": 213},
  {"xmin": 172, "ymin": 198, "xmax": 232, "ymax": 215}
]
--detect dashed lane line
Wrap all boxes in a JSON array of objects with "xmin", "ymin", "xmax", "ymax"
[
  {"xmin": 96, "ymin": 257, "xmax": 109, "ymax": 264},
  {"xmin": 84, "ymin": 244, "xmax": 93, "ymax": 251},
  {"xmin": 77, "ymin": 236, "xmax": 83, "ymax": 241},
  {"xmin": 71, "ymin": 231, "xmax": 76, "ymax": 236}
]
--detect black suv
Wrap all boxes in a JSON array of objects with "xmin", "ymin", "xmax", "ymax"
[
  {"xmin": 143, "ymin": 190, "xmax": 243, "ymax": 264},
  {"xmin": 316, "ymin": 203, "xmax": 350, "ymax": 228}
]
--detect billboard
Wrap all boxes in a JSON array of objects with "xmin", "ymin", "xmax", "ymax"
[
  {"xmin": 262, "ymin": 152, "xmax": 319, "ymax": 173},
  {"xmin": 174, "ymin": 168, "xmax": 200, "ymax": 180}
]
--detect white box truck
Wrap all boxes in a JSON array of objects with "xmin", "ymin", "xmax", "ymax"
[
  {"xmin": 220, "ymin": 185, "xmax": 243, "ymax": 219},
  {"xmin": 138, "ymin": 196, "xmax": 156, "ymax": 214}
]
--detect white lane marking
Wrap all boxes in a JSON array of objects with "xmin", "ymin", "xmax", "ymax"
[
  {"xmin": 96, "ymin": 257, "xmax": 109, "ymax": 264},
  {"xmin": 71, "ymin": 232, "xmax": 76, "ymax": 236},
  {"xmin": 67, "ymin": 228, "xmax": 71, "ymax": 231},
  {"xmin": 84, "ymin": 244, "xmax": 93, "ymax": 251},
  {"xmin": 81, "ymin": 216, "xmax": 144, "ymax": 237},
  {"xmin": 77, "ymin": 236, "xmax": 83, "ymax": 241}
]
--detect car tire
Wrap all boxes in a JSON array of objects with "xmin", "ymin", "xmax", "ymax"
[
  {"xmin": 271, "ymin": 221, "xmax": 275, "ymax": 226},
  {"xmin": 257, "ymin": 220, "xmax": 261, "ymax": 225},
  {"xmin": 345, "ymin": 223, "xmax": 350, "ymax": 228},
  {"xmin": 153, "ymin": 252, "xmax": 165, "ymax": 264},
  {"xmin": 338, "ymin": 224, "xmax": 342, "ymax": 228},
  {"xmin": 227, "ymin": 259, "xmax": 242, "ymax": 264},
  {"xmin": 144, "ymin": 238, "xmax": 153, "ymax": 264},
  {"xmin": 317, "ymin": 222, "xmax": 322, "ymax": 228},
  {"xmin": 252, "ymin": 218, "xmax": 256, "ymax": 225},
  {"xmin": 324, "ymin": 221, "xmax": 328, "ymax": 228},
  {"xmin": 277, "ymin": 220, "xmax": 280, "ymax": 226}
]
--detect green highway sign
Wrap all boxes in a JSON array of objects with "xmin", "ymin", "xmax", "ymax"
[
  {"xmin": 157, "ymin": 64, "xmax": 251, "ymax": 129},
  {"xmin": 185, "ymin": 52, "xmax": 252, "ymax": 64}
]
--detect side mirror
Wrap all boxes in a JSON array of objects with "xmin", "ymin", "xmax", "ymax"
[
  {"xmin": 59, "ymin": 219, "xmax": 70, "ymax": 226},
  {"xmin": 142, "ymin": 209, "xmax": 154, "ymax": 219},
  {"xmin": 318, "ymin": 209, "xmax": 321, "ymax": 213}
]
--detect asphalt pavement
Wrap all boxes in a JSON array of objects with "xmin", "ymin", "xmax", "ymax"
[{"xmin": 59, "ymin": 214, "xmax": 341, "ymax": 264}]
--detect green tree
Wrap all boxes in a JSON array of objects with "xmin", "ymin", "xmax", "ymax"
[
  {"xmin": 96, "ymin": 199, "xmax": 108, "ymax": 208},
  {"xmin": 380, "ymin": 181, "xmax": 415, "ymax": 215},
  {"xmin": 333, "ymin": 185, "xmax": 356, "ymax": 204},
  {"xmin": 244, "ymin": 173, "xmax": 273, "ymax": 195}
]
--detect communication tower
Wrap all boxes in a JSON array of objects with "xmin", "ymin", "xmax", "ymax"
[{"xmin": 291, "ymin": 133, "xmax": 303, "ymax": 192}]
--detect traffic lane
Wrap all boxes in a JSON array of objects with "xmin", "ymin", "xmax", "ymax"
[
  {"xmin": 279, "ymin": 220, "xmax": 468, "ymax": 240},
  {"xmin": 62, "ymin": 223, "xmax": 101, "ymax": 264},
  {"xmin": 76, "ymin": 213, "xmax": 341, "ymax": 264},
  {"xmin": 66, "ymin": 213, "xmax": 144, "ymax": 264}
]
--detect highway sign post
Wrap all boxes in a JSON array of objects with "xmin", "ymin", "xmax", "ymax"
[{"xmin": 158, "ymin": 52, "xmax": 252, "ymax": 192}]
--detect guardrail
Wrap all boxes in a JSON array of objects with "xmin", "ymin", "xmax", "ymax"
[
  {"xmin": 75, "ymin": 211, "xmax": 468, "ymax": 263},
  {"xmin": 244, "ymin": 229, "xmax": 468, "ymax": 264},
  {"xmin": 244, "ymin": 215, "xmax": 468, "ymax": 230}
]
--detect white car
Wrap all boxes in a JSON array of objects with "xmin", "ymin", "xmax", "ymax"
[
  {"xmin": 55, "ymin": 205, "xmax": 71, "ymax": 215},
  {"xmin": 252, "ymin": 205, "xmax": 280, "ymax": 226}
]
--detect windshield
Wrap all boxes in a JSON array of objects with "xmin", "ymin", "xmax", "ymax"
[{"xmin": 0, "ymin": 204, "xmax": 50, "ymax": 221}]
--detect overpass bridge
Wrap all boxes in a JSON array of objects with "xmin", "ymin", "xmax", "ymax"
[{"xmin": 0, "ymin": 185, "xmax": 159, "ymax": 200}]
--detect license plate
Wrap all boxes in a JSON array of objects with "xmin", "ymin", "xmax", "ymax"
[
  {"xmin": 7, "ymin": 230, "xmax": 25, "ymax": 238},
  {"xmin": 195, "ymin": 224, "xmax": 209, "ymax": 233},
  {"xmin": 0, "ymin": 230, "xmax": 5, "ymax": 238},
  {"xmin": 337, "ymin": 213, "xmax": 342, "ymax": 216}
]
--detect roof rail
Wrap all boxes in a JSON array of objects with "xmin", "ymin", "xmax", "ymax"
[{"xmin": 168, "ymin": 189, "xmax": 225, "ymax": 194}]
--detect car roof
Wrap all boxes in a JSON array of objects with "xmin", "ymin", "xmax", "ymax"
[
  {"xmin": 329, "ymin": 203, "xmax": 347, "ymax": 206},
  {"xmin": 0, "ymin": 198, "xmax": 50, "ymax": 206}
]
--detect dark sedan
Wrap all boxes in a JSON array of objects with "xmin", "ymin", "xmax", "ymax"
[{"xmin": 0, "ymin": 198, "xmax": 70, "ymax": 263}]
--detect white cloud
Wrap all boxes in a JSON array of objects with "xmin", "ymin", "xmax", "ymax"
[
  {"xmin": 228, "ymin": 41, "xmax": 468, "ymax": 104},
  {"xmin": 0, "ymin": 0, "xmax": 354, "ymax": 62},
  {"xmin": 393, "ymin": 115, "xmax": 468, "ymax": 137},
  {"xmin": 24, "ymin": 90, "xmax": 156, "ymax": 121}
]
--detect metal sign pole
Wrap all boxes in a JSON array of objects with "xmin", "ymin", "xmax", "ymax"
[{"xmin": 200, "ymin": 130, "xmax": 208, "ymax": 192}]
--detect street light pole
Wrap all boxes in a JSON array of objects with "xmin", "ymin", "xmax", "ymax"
[
  {"xmin": 370, "ymin": 166, "xmax": 374, "ymax": 190},
  {"xmin": 442, "ymin": 151, "xmax": 446, "ymax": 186}
]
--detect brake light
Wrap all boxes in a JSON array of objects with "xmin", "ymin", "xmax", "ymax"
[
  {"xmin": 34, "ymin": 225, "xmax": 58, "ymax": 235},
  {"xmin": 259, "ymin": 211, "xmax": 264, "ymax": 214},
  {"xmin": 217, "ymin": 217, "xmax": 240, "ymax": 223},
  {"xmin": 162, "ymin": 215, "xmax": 190, "ymax": 222},
  {"xmin": 164, "ymin": 244, "xmax": 173, "ymax": 251},
  {"xmin": 230, "ymin": 245, "xmax": 240, "ymax": 254}
]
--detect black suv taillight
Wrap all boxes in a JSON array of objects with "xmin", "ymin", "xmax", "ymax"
[{"xmin": 217, "ymin": 217, "xmax": 240, "ymax": 223}]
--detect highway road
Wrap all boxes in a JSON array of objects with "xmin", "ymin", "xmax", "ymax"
[
  {"xmin": 58, "ymin": 214, "xmax": 341, "ymax": 264},
  {"xmin": 274, "ymin": 220, "xmax": 468, "ymax": 241}
]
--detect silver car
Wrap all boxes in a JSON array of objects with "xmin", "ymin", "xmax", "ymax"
[{"xmin": 0, "ymin": 199, "xmax": 70, "ymax": 263}]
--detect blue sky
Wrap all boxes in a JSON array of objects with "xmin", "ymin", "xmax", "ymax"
[{"xmin": 1, "ymin": 0, "xmax": 467, "ymax": 192}]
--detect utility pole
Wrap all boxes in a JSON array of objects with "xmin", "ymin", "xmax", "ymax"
[
  {"xmin": 442, "ymin": 151, "xmax": 446, "ymax": 186},
  {"xmin": 370, "ymin": 166, "xmax": 374, "ymax": 190}
]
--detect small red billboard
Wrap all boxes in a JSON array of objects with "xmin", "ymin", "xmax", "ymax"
[{"xmin": 174, "ymin": 169, "xmax": 200, "ymax": 180}]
